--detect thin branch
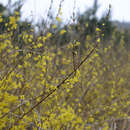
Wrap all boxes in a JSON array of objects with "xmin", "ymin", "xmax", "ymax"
[{"xmin": 11, "ymin": 43, "xmax": 98, "ymax": 126}]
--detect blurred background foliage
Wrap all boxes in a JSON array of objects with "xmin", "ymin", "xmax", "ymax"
[{"xmin": 0, "ymin": 0, "xmax": 130, "ymax": 49}]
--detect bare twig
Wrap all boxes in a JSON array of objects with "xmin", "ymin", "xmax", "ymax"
[{"xmin": 11, "ymin": 43, "xmax": 98, "ymax": 126}]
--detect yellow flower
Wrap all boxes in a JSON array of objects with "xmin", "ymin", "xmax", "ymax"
[
  {"xmin": 88, "ymin": 117, "xmax": 94, "ymax": 123},
  {"xmin": 60, "ymin": 29, "xmax": 66, "ymax": 35},
  {"xmin": 0, "ymin": 17, "xmax": 3, "ymax": 23},
  {"xmin": 85, "ymin": 23, "xmax": 88, "ymax": 27},
  {"xmin": 9, "ymin": 16, "xmax": 16, "ymax": 24},
  {"xmin": 28, "ymin": 38, "xmax": 32, "ymax": 42},
  {"xmin": 56, "ymin": 16, "xmax": 61, "ymax": 22},
  {"xmin": 14, "ymin": 11, "xmax": 20, "ymax": 15},
  {"xmin": 75, "ymin": 41, "xmax": 80, "ymax": 46},
  {"xmin": 43, "ymin": 37, "xmax": 47, "ymax": 43},
  {"xmin": 96, "ymin": 27, "xmax": 101, "ymax": 32},
  {"xmin": 97, "ymin": 38, "xmax": 100, "ymax": 43},
  {"xmin": 46, "ymin": 32, "xmax": 52, "ymax": 38},
  {"xmin": 20, "ymin": 95, "xmax": 24, "ymax": 100},
  {"xmin": 37, "ymin": 43, "xmax": 43, "ymax": 48},
  {"xmin": 52, "ymin": 24, "xmax": 57, "ymax": 29}
]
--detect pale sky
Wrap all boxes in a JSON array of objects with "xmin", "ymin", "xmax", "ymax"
[{"xmin": 0, "ymin": 0, "xmax": 130, "ymax": 23}]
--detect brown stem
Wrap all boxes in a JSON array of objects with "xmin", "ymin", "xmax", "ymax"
[{"xmin": 11, "ymin": 43, "xmax": 98, "ymax": 126}]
